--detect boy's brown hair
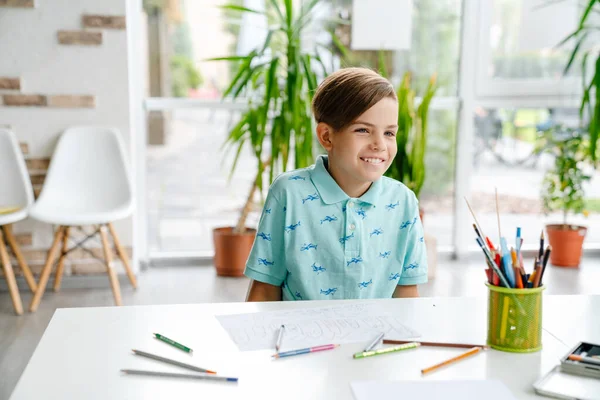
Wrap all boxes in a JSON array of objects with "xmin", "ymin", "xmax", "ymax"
[{"xmin": 311, "ymin": 67, "xmax": 397, "ymax": 132}]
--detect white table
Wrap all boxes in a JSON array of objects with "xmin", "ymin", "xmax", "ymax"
[{"xmin": 9, "ymin": 296, "xmax": 597, "ymax": 399}]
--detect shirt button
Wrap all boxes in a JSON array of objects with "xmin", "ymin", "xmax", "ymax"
[
  {"xmin": 348, "ymin": 202, "xmax": 354, "ymax": 208},
  {"xmin": 350, "ymin": 224, "xmax": 356, "ymax": 230}
]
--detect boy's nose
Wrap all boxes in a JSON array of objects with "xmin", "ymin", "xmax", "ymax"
[{"xmin": 371, "ymin": 136, "xmax": 386, "ymax": 151}]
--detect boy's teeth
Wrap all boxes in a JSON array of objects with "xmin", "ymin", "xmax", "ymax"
[{"xmin": 362, "ymin": 158, "xmax": 383, "ymax": 164}]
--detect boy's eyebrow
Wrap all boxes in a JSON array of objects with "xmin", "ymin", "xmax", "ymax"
[{"xmin": 353, "ymin": 120, "xmax": 399, "ymax": 129}]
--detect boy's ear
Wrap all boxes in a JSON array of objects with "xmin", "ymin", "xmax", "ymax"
[{"xmin": 316, "ymin": 122, "xmax": 334, "ymax": 151}]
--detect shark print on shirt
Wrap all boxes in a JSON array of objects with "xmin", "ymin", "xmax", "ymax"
[
  {"xmin": 389, "ymin": 272, "xmax": 401, "ymax": 281},
  {"xmin": 258, "ymin": 258, "xmax": 274, "ymax": 266},
  {"xmin": 385, "ymin": 201, "xmax": 400, "ymax": 210},
  {"xmin": 302, "ymin": 193, "xmax": 320, "ymax": 204},
  {"xmin": 379, "ymin": 251, "xmax": 391, "ymax": 259},
  {"xmin": 358, "ymin": 279, "xmax": 373, "ymax": 289},
  {"xmin": 285, "ymin": 221, "xmax": 301, "ymax": 233},
  {"xmin": 370, "ymin": 228, "xmax": 383, "ymax": 237},
  {"xmin": 339, "ymin": 232, "xmax": 354, "ymax": 244},
  {"xmin": 311, "ymin": 262, "xmax": 326, "ymax": 274},
  {"xmin": 346, "ymin": 256, "xmax": 363, "ymax": 267},
  {"xmin": 288, "ymin": 175, "xmax": 306, "ymax": 181},
  {"xmin": 320, "ymin": 215, "xmax": 337, "ymax": 224},
  {"xmin": 300, "ymin": 243, "xmax": 318, "ymax": 251},
  {"xmin": 257, "ymin": 232, "xmax": 272, "ymax": 241},
  {"xmin": 355, "ymin": 208, "xmax": 367, "ymax": 219},
  {"xmin": 404, "ymin": 262, "xmax": 419, "ymax": 270},
  {"xmin": 320, "ymin": 287, "xmax": 337, "ymax": 296}
]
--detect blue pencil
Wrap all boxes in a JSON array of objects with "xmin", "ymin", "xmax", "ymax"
[{"xmin": 500, "ymin": 238, "xmax": 515, "ymax": 288}]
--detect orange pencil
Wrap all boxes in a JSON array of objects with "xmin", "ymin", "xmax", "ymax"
[
  {"xmin": 510, "ymin": 248, "xmax": 523, "ymax": 288},
  {"xmin": 421, "ymin": 347, "xmax": 484, "ymax": 375}
]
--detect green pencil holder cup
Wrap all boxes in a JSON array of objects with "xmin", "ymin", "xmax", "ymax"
[{"xmin": 486, "ymin": 283, "xmax": 545, "ymax": 353}]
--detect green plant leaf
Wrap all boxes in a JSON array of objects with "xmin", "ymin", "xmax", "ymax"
[
  {"xmin": 268, "ymin": 0, "xmax": 286, "ymax": 26},
  {"xmin": 563, "ymin": 31, "xmax": 588, "ymax": 75},
  {"xmin": 378, "ymin": 50, "xmax": 388, "ymax": 79},
  {"xmin": 203, "ymin": 55, "xmax": 252, "ymax": 62},
  {"xmin": 579, "ymin": 0, "xmax": 597, "ymax": 29},
  {"xmin": 219, "ymin": 4, "xmax": 265, "ymax": 15}
]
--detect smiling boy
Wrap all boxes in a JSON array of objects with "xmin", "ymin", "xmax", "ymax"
[{"xmin": 245, "ymin": 68, "xmax": 428, "ymax": 301}]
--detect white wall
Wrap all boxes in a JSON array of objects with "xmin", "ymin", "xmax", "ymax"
[{"xmin": 0, "ymin": 0, "xmax": 137, "ymax": 274}]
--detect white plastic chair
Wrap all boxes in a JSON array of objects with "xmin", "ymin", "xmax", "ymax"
[
  {"xmin": 28, "ymin": 126, "xmax": 137, "ymax": 312},
  {"xmin": 0, "ymin": 128, "xmax": 38, "ymax": 315}
]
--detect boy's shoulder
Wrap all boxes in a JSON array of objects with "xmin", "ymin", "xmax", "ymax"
[
  {"xmin": 379, "ymin": 176, "xmax": 418, "ymax": 202},
  {"xmin": 268, "ymin": 165, "xmax": 316, "ymax": 199}
]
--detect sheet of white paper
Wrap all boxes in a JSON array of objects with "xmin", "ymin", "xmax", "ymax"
[
  {"xmin": 351, "ymin": 380, "xmax": 518, "ymax": 400},
  {"xmin": 351, "ymin": 0, "xmax": 412, "ymax": 50},
  {"xmin": 216, "ymin": 303, "xmax": 420, "ymax": 351}
]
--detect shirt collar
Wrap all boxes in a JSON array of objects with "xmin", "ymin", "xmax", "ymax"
[{"xmin": 309, "ymin": 155, "xmax": 383, "ymax": 207}]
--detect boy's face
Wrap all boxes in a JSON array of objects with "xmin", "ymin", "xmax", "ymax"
[{"xmin": 319, "ymin": 97, "xmax": 398, "ymax": 191}]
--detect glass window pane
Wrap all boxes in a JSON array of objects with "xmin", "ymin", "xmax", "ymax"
[
  {"xmin": 327, "ymin": 0, "xmax": 462, "ymax": 96},
  {"xmin": 420, "ymin": 109, "xmax": 457, "ymax": 248},
  {"xmin": 469, "ymin": 107, "xmax": 600, "ymax": 251},
  {"xmin": 489, "ymin": 0, "xmax": 580, "ymax": 80}
]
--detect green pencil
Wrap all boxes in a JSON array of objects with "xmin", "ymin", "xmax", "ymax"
[
  {"xmin": 353, "ymin": 342, "xmax": 420, "ymax": 359},
  {"xmin": 153, "ymin": 333, "xmax": 193, "ymax": 354}
]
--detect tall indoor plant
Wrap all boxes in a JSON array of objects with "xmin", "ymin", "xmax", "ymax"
[
  {"xmin": 538, "ymin": 127, "xmax": 591, "ymax": 267},
  {"xmin": 210, "ymin": 0, "xmax": 325, "ymax": 276},
  {"xmin": 559, "ymin": 0, "xmax": 600, "ymax": 162},
  {"xmin": 384, "ymin": 71, "xmax": 437, "ymax": 218}
]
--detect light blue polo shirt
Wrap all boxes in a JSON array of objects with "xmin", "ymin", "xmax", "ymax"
[{"xmin": 244, "ymin": 155, "xmax": 428, "ymax": 300}]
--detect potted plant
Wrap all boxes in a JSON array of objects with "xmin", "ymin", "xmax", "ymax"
[
  {"xmin": 209, "ymin": 0, "xmax": 325, "ymax": 276},
  {"xmin": 538, "ymin": 127, "xmax": 592, "ymax": 267},
  {"xmin": 383, "ymin": 71, "xmax": 437, "ymax": 221}
]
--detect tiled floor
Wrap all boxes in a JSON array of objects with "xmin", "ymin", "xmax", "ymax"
[{"xmin": 1, "ymin": 257, "xmax": 599, "ymax": 399}]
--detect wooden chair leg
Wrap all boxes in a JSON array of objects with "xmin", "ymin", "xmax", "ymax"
[
  {"xmin": 0, "ymin": 228, "xmax": 24, "ymax": 315},
  {"xmin": 3, "ymin": 225, "xmax": 37, "ymax": 293},
  {"xmin": 100, "ymin": 225, "xmax": 122, "ymax": 306},
  {"xmin": 107, "ymin": 223, "xmax": 137, "ymax": 289},
  {"xmin": 29, "ymin": 226, "xmax": 64, "ymax": 313},
  {"xmin": 53, "ymin": 227, "xmax": 70, "ymax": 292}
]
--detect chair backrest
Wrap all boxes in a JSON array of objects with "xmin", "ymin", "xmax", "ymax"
[
  {"xmin": 38, "ymin": 126, "xmax": 132, "ymax": 210},
  {"xmin": 0, "ymin": 128, "xmax": 34, "ymax": 209}
]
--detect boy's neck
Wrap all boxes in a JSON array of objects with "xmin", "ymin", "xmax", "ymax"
[{"xmin": 325, "ymin": 156, "xmax": 373, "ymax": 199}]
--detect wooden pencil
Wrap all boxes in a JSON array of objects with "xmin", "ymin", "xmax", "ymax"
[
  {"xmin": 421, "ymin": 347, "xmax": 484, "ymax": 375},
  {"xmin": 383, "ymin": 340, "xmax": 488, "ymax": 349}
]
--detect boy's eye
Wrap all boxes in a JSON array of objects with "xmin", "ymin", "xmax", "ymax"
[
  {"xmin": 385, "ymin": 131, "xmax": 396, "ymax": 137},
  {"xmin": 355, "ymin": 128, "xmax": 369, "ymax": 133}
]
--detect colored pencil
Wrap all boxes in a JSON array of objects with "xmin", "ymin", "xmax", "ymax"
[
  {"xmin": 272, "ymin": 344, "xmax": 339, "ymax": 359},
  {"xmin": 421, "ymin": 347, "xmax": 484, "ymax": 375},
  {"xmin": 275, "ymin": 325, "xmax": 285, "ymax": 351},
  {"xmin": 383, "ymin": 340, "xmax": 488, "ymax": 349},
  {"xmin": 568, "ymin": 354, "xmax": 600, "ymax": 366},
  {"xmin": 539, "ymin": 230, "xmax": 545, "ymax": 260},
  {"xmin": 464, "ymin": 197, "xmax": 488, "ymax": 241},
  {"xmin": 131, "ymin": 349, "xmax": 216, "ymax": 374},
  {"xmin": 364, "ymin": 332, "xmax": 384, "ymax": 352},
  {"xmin": 153, "ymin": 333, "xmax": 193, "ymax": 354},
  {"xmin": 354, "ymin": 342, "xmax": 420, "ymax": 359},
  {"xmin": 120, "ymin": 369, "xmax": 238, "ymax": 382},
  {"xmin": 476, "ymin": 238, "xmax": 510, "ymax": 288}
]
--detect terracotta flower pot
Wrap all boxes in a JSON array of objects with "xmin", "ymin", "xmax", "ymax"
[
  {"xmin": 212, "ymin": 227, "xmax": 256, "ymax": 277},
  {"xmin": 545, "ymin": 224, "xmax": 587, "ymax": 267}
]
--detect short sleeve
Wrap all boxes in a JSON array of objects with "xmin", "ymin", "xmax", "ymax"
[
  {"xmin": 398, "ymin": 197, "xmax": 428, "ymax": 286},
  {"xmin": 244, "ymin": 191, "xmax": 287, "ymax": 286}
]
